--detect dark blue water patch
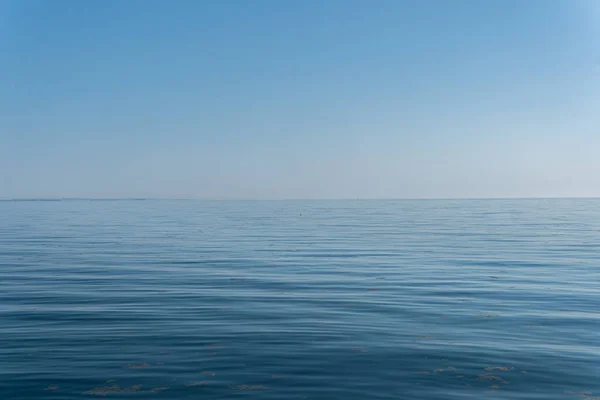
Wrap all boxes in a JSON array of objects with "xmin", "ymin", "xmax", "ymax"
[{"xmin": 1, "ymin": 199, "xmax": 599, "ymax": 400}]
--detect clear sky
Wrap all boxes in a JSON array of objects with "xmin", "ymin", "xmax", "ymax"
[{"xmin": 1, "ymin": 0, "xmax": 599, "ymax": 199}]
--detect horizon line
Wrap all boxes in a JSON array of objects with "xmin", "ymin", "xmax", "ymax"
[{"xmin": 1, "ymin": 196, "xmax": 599, "ymax": 202}]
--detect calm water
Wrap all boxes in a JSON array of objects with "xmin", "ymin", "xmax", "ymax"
[{"xmin": 1, "ymin": 199, "xmax": 599, "ymax": 400}]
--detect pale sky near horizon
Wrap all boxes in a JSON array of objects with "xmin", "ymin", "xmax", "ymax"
[{"xmin": 1, "ymin": 0, "xmax": 599, "ymax": 199}]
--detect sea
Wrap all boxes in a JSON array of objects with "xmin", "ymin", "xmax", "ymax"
[{"xmin": 1, "ymin": 199, "xmax": 598, "ymax": 400}]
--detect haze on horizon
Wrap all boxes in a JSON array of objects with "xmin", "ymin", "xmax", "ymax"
[{"xmin": 1, "ymin": 0, "xmax": 599, "ymax": 200}]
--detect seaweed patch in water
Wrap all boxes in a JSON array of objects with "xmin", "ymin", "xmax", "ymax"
[
  {"xmin": 44, "ymin": 386, "xmax": 59, "ymax": 391},
  {"xmin": 565, "ymin": 392, "xmax": 598, "ymax": 399},
  {"xmin": 231, "ymin": 385, "xmax": 267, "ymax": 391},
  {"xmin": 83, "ymin": 385, "xmax": 142, "ymax": 396},
  {"xmin": 123, "ymin": 363, "xmax": 151, "ymax": 369},
  {"xmin": 151, "ymin": 387, "xmax": 169, "ymax": 392},
  {"xmin": 184, "ymin": 381, "xmax": 207, "ymax": 387},
  {"xmin": 566, "ymin": 393, "xmax": 600, "ymax": 399},
  {"xmin": 477, "ymin": 375, "xmax": 509, "ymax": 385},
  {"xmin": 485, "ymin": 366, "xmax": 512, "ymax": 372},
  {"xmin": 201, "ymin": 371, "xmax": 216, "ymax": 376}
]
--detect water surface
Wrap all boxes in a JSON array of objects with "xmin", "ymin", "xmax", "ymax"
[{"xmin": 1, "ymin": 199, "xmax": 599, "ymax": 399}]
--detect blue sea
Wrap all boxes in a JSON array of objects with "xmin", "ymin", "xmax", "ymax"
[{"xmin": 1, "ymin": 199, "xmax": 599, "ymax": 400}]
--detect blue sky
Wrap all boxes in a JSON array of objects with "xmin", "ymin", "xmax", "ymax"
[{"xmin": 1, "ymin": 0, "xmax": 599, "ymax": 199}]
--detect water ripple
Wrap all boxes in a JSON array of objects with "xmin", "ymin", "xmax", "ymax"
[{"xmin": 1, "ymin": 199, "xmax": 599, "ymax": 399}]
